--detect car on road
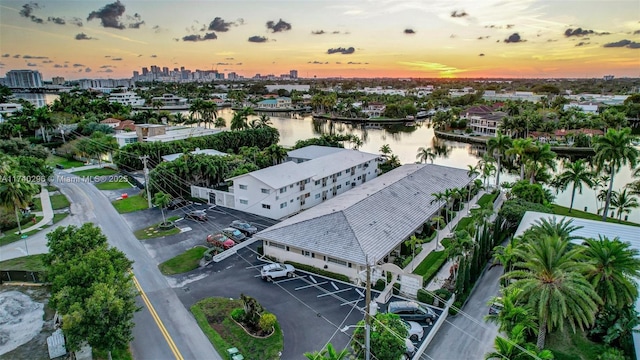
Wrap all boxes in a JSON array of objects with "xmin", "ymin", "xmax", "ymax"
[
  {"xmin": 168, "ymin": 197, "xmax": 189, "ymax": 210},
  {"xmin": 185, "ymin": 210, "xmax": 207, "ymax": 222},
  {"xmin": 488, "ymin": 300, "xmax": 503, "ymax": 315},
  {"xmin": 206, "ymin": 234, "xmax": 236, "ymax": 250},
  {"xmin": 260, "ymin": 263, "xmax": 295, "ymax": 281},
  {"xmin": 402, "ymin": 320, "xmax": 424, "ymax": 342},
  {"xmin": 387, "ymin": 301, "xmax": 437, "ymax": 325},
  {"xmin": 222, "ymin": 227, "xmax": 247, "ymax": 243},
  {"xmin": 230, "ymin": 220, "xmax": 258, "ymax": 235}
]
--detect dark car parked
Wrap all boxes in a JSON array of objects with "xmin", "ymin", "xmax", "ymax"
[
  {"xmin": 222, "ymin": 227, "xmax": 247, "ymax": 242},
  {"xmin": 185, "ymin": 210, "xmax": 207, "ymax": 222},
  {"xmin": 387, "ymin": 301, "xmax": 437, "ymax": 324},
  {"xmin": 168, "ymin": 197, "xmax": 189, "ymax": 210},
  {"xmin": 230, "ymin": 220, "xmax": 258, "ymax": 235}
]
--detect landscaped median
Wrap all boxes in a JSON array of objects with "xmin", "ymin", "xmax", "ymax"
[
  {"xmin": 191, "ymin": 297, "xmax": 283, "ymax": 360},
  {"xmin": 112, "ymin": 194, "xmax": 149, "ymax": 213},
  {"xmin": 158, "ymin": 246, "xmax": 208, "ymax": 275},
  {"xmin": 134, "ymin": 217, "xmax": 182, "ymax": 240},
  {"xmin": 0, "ymin": 254, "xmax": 46, "ymax": 272}
]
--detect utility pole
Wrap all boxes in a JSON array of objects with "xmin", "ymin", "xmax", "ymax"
[
  {"xmin": 140, "ymin": 155, "xmax": 152, "ymax": 209},
  {"xmin": 365, "ymin": 256, "xmax": 371, "ymax": 360}
]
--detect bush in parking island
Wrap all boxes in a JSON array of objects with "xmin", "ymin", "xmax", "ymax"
[
  {"xmin": 417, "ymin": 288, "xmax": 434, "ymax": 305},
  {"xmin": 283, "ymin": 261, "xmax": 351, "ymax": 283}
]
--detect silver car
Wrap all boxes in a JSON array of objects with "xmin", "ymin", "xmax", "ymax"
[
  {"xmin": 403, "ymin": 320, "xmax": 424, "ymax": 342},
  {"xmin": 260, "ymin": 263, "xmax": 295, "ymax": 281}
]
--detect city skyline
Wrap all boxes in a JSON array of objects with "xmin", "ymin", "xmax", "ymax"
[{"xmin": 1, "ymin": 0, "xmax": 639, "ymax": 80}]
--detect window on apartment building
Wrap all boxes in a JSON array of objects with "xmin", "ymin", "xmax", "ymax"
[
  {"xmin": 239, "ymin": 199, "xmax": 248, "ymax": 205},
  {"xmin": 261, "ymin": 188, "xmax": 270, "ymax": 194},
  {"xmin": 305, "ymin": 193, "xmax": 310, "ymax": 198},
  {"xmin": 269, "ymin": 242, "xmax": 285, "ymax": 249},
  {"xmin": 345, "ymin": 181, "xmax": 350, "ymax": 186},
  {"xmin": 357, "ymin": 176, "xmax": 362, "ymax": 180},
  {"xmin": 280, "ymin": 202, "xmax": 287, "ymax": 208},
  {"xmin": 327, "ymin": 257, "xmax": 347, "ymax": 266},
  {"xmin": 239, "ymin": 184, "xmax": 248, "ymax": 190},
  {"xmin": 315, "ymin": 180, "xmax": 321, "ymax": 186},
  {"xmin": 337, "ymin": 171, "xmax": 342, "ymax": 176},
  {"xmin": 279, "ymin": 187, "xmax": 286, "ymax": 193},
  {"xmin": 302, "ymin": 250, "xmax": 314, "ymax": 258},
  {"xmin": 262, "ymin": 204, "xmax": 271, "ymax": 209},
  {"xmin": 358, "ymin": 164, "xmax": 362, "ymax": 168},
  {"xmin": 315, "ymin": 193, "xmax": 321, "ymax": 199},
  {"xmin": 290, "ymin": 184, "xmax": 294, "ymax": 188},
  {"xmin": 305, "ymin": 179, "xmax": 310, "ymax": 184},
  {"xmin": 337, "ymin": 185, "xmax": 342, "ymax": 189}
]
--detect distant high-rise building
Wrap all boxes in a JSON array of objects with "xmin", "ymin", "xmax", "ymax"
[
  {"xmin": 142, "ymin": 67, "xmax": 149, "ymax": 75},
  {"xmin": 52, "ymin": 76, "xmax": 65, "ymax": 85},
  {"xmin": 603, "ymin": 75, "xmax": 614, "ymax": 81},
  {"xmin": 151, "ymin": 65, "xmax": 159, "ymax": 74},
  {"xmin": 133, "ymin": 71, "xmax": 140, "ymax": 78},
  {"xmin": 162, "ymin": 67, "xmax": 169, "ymax": 76},
  {"xmin": 290, "ymin": 70, "xmax": 298, "ymax": 79},
  {"xmin": 228, "ymin": 72, "xmax": 238, "ymax": 80},
  {"xmin": 5, "ymin": 70, "xmax": 43, "ymax": 88}
]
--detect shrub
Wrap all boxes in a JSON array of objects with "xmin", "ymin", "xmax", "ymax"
[
  {"xmin": 257, "ymin": 246, "xmax": 264, "ymax": 256},
  {"xmin": 498, "ymin": 199, "xmax": 553, "ymax": 231},
  {"xmin": 259, "ymin": 313, "xmax": 277, "ymax": 333},
  {"xmin": 449, "ymin": 300, "xmax": 462, "ymax": 316},
  {"xmin": 392, "ymin": 282, "xmax": 401, "ymax": 295},
  {"xmin": 230, "ymin": 308, "xmax": 245, "ymax": 322},
  {"xmin": 434, "ymin": 288, "xmax": 452, "ymax": 301},
  {"xmin": 417, "ymin": 289, "xmax": 434, "ymax": 305},
  {"xmin": 373, "ymin": 279, "xmax": 386, "ymax": 291},
  {"xmin": 283, "ymin": 261, "xmax": 350, "ymax": 283}
]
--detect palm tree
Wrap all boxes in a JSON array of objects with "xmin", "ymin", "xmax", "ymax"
[
  {"xmin": 478, "ymin": 155, "xmax": 496, "ymax": 190},
  {"xmin": 485, "ymin": 287, "xmax": 538, "ymax": 337},
  {"xmin": 583, "ymin": 236, "xmax": 640, "ymax": 310},
  {"xmin": 304, "ymin": 343, "xmax": 349, "ymax": 360},
  {"xmin": 230, "ymin": 111, "xmax": 247, "ymax": 130},
  {"xmin": 431, "ymin": 215, "xmax": 445, "ymax": 250},
  {"xmin": 214, "ymin": 117, "xmax": 226, "ymax": 128},
  {"xmin": 151, "ymin": 99, "xmax": 164, "ymax": 116},
  {"xmin": 506, "ymin": 138, "xmax": 534, "ymax": 181},
  {"xmin": 416, "ymin": 146, "xmax": 436, "ymax": 164},
  {"xmin": 553, "ymin": 159, "xmax": 594, "ymax": 213},
  {"xmin": 379, "ymin": 144, "xmax": 392, "ymax": 156},
  {"xmin": 486, "ymin": 131, "xmax": 513, "ymax": 189},
  {"xmin": 522, "ymin": 217, "xmax": 584, "ymax": 242},
  {"xmin": 0, "ymin": 169, "xmax": 40, "ymax": 237},
  {"xmin": 153, "ymin": 192, "xmax": 172, "ymax": 225},
  {"xmin": 506, "ymin": 234, "xmax": 601, "ymax": 350},
  {"xmin": 492, "ymin": 237, "xmax": 520, "ymax": 276},
  {"xmin": 405, "ymin": 235, "xmax": 423, "ymax": 268},
  {"xmin": 525, "ymin": 143, "xmax": 556, "ymax": 184},
  {"xmin": 265, "ymin": 144, "xmax": 288, "ymax": 166},
  {"xmin": 594, "ymin": 128, "xmax": 639, "ymax": 222},
  {"xmin": 32, "ymin": 106, "xmax": 55, "ymax": 142},
  {"xmin": 610, "ymin": 188, "xmax": 639, "ymax": 222}
]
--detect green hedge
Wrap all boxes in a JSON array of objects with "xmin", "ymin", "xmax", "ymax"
[
  {"xmin": 413, "ymin": 250, "xmax": 449, "ymax": 287},
  {"xmin": 284, "ymin": 261, "xmax": 351, "ymax": 282},
  {"xmin": 417, "ymin": 289, "xmax": 434, "ymax": 305},
  {"xmin": 477, "ymin": 192, "xmax": 498, "ymax": 208}
]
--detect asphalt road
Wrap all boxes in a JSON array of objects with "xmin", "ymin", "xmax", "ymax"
[
  {"xmin": 423, "ymin": 263, "xmax": 502, "ymax": 360},
  {"xmin": 53, "ymin": 172, "xmax": 221, "ymax": 360}
]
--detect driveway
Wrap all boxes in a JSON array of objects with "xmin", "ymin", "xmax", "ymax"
[{"xmin": 423, "ymin": 263, "xmax": 502, "ymax": 360}]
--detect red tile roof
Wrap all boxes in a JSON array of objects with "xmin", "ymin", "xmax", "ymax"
[{"xmin": 101, "ymin": 118, "xmax": 121, "ymax": 124}]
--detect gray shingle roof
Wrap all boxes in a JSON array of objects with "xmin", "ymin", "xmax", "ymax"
[
  {"xmin": 287, "ymin": 145, "xmax": 348, "ymax": 160},
  {"xmin": 257, "ymin": 164, "xmax": 475, "ymax": 265}
]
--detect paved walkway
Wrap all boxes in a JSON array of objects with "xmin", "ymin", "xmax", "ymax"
[
  {"xmin": 17, "ymin": 187, "xmax": 54, "ymax": 233},
  {"xmin": 63, "ymin": 163, "xmax": 115, "ymax": 173}
]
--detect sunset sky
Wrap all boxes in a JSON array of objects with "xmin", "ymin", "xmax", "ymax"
[{"xmin": 1, "ymin": 0, "xmax": 639, "ymax": 80}]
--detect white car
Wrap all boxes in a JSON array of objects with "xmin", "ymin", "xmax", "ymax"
[
  {"xmin": 260, "ymin": 263, "xmax": 296, "ymax": 281},
  {"xmin": 403, "ymin": 320, "xmax": 424, "ymax": 342}
]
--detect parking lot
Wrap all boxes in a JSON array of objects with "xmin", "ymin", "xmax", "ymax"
[{"xmin": 124, "ymin": 203, "xmax": 442, "ymax": 359}]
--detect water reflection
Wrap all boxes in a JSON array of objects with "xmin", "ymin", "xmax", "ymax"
[{"xmin": 12, "ymin": 93, "xmax": 60, "ymax": 108}]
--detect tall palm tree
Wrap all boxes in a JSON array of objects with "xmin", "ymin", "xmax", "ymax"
[
  {"xmin": 0, "ymin": 169, "xmax": 40, "ymax": 236},
  {"xmin": 379, "ymin": 144, "xmax": 392, "ymax": 156},
  {"xmin": 506, "ymin": 234, "xmax": 601, "ymax": 350},
  {"xmin": 594, "ymin": 128, "xmax": 639, "ymax": 222},
  {"xmin": 610, "ymin": 188, "xmax": 639, "ymax": 222},
  {"xmin": 523, "ymin": 217, "xmax": 584, "ymax": 242},
  {"xmin": 485, "ymin": 288, "xmax": 538, "ymax": 338},
  {"xmin": 478, "ymin": 155, "xmax": 496, "ymax": 190},
  {"xmin": 486, "ymin": 131, "xmax": 512, "ymax": 189},
  {"xmin": 553, "ymin": 159, "xmax": 594, "ymax": 213},
  {"xmin": 583, "ymin": 235, "xmax": 640, "ymax": 310},
  {"xmin": 153, "ymin": 192, "xmax": 172, "ymax": 225},
  {"xmin": 416, "ymin": 146, "xmax": 436, "ymax": 164},
  {"xmin": 525, "ymin": 143, "xmax": 556, "ymax": 184},
  {"xmin": 506, "ymin": 138, "xmax": 534, "ymax": 181}
]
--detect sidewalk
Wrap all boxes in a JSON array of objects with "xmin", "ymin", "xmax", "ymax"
[
  {"xmin": 63, "ymin": 163, "xmax": 115, "ymax": 173},
  {"xmin": 404, "ymin": 190, "xmax": 487, "ymax": 273},
  {"xmin": 18, "ymin": 187, "xmax": 54, "ymax": 233}
]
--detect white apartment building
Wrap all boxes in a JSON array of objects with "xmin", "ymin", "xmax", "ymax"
[
  {"xmin": 108, "ymin": 92, "xmax": 145, "ymax": 107},
  {"xmin": 5, "ymin": 70, "xmax": 43, "ymax": 88},
  {"xmin": 191, "ymin": 146, "xmax": 381, "ymax": 219},
  {"xmin": 0, "ymin": 103, "xmax": 23, "ymax": 122}
]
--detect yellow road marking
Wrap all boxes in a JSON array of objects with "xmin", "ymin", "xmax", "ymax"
[{"xmin": 132, "ymin": 275, "xmax": 184, "ymax": 360}]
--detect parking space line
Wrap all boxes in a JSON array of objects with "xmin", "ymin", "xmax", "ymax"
[
  {"xmin": 355, "ymin": 289, "xmax": 364, "ymax": 297},
  {"xmin": 274, "ymin": 276, "xmax": 305, "ymax": 284},
  {"xmin": 309, "ymin": 276, "xmax": 317, "ymax": 283},
  {"xmin": 245, "ymin": 264, "xmax": 264, "ymax": 269},
  {"xmin": 295, "ymin": 281, "xmax": 328, "ymax": 290},
  {"xmin": 331, "ymin": 282, "xmax": 339, "ymax": 291},
  {"xmin": 317, "ymin": 288, "xmax": 351, "ymax": 298},
  {"xmin": 340, "ymin": 298, "xmax": 363, "ymax": 306}
]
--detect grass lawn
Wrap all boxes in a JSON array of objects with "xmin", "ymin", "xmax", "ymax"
[
  {"xmin": 0, "ymin": 254, "xmax": 46, "ymax": 271},
  {"xmin": 455, "ymin": 217, "xmax": 472, "ymax": 231},
  {"xmin": 96, "ymin": 180, "xmax": 133, "ymax": 190},
  {"xmin": 47, "ymin": 155, "xmax": 85, "ymax": 169},
  {"xmin": 73, "ymin": 168, "xmax": 118, "ymax": 177},
  {"xmin": 0, "ymin": 226, "xmax": 41, "ymax": 247},
  {"xmin": 552, "ymin": 204, "xmax": 640, "ymax": 227},
  {"xmin": 111, "ymin": 194, "xmax": 149, "ymax": 214},
  {"xmin": 158, "ymin": 247, "xmax": 207, "ymax": 275},
  {"xmin": 93, "ymin": 347, "xmax": 134, "ymax": 360},
  {"xmin": 44, "ymin": 185, "xmax": 58, "ymax": 192},
  {"xmin": 546, "ymin": 327, "xmax": 607, "ymax": 360},
  {"xmin": 191, "ymin": 297, "xmax": 283, "ymax": 360},
  {"xmin": 477, "ymin": 192, "xmax": 498, "ymax": 208},
  {"xmin": 413, "ymin": 250, "xmax": 449, "ymax": 285},
  {"xmin": 167, "ymin": 215, "xmax": 181, "ymax": 222},
  {"xmin": 50, "ymin": 194, "xmax": 70, "ymax": 210},
  {"xmin": 134, "ymin": 223, "xmax": 181, "ymax": 240},
  {"xmin": 31, "ymin": 197, "xmax": 42, "ymax": 211},
  {"xmin": 52, "ymin": 213, "xmax": 69, "ymax": 224}
]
